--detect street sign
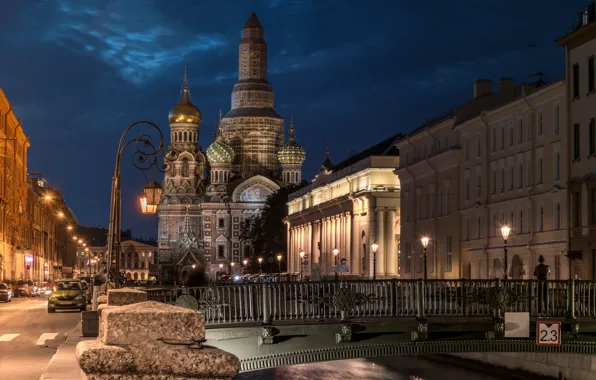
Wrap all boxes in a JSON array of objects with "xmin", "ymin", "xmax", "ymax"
[
  {"xmin": 340, "ymin": 258, "xmax": 348, "ymax": 266},
  {"xmin": 536, "ymin": 320, "xmax": 561, "ymax": 346},
  {"xmin": 332, "ymin": 265, "xmax": 349, "ymax": 273},
  {"xmin": 504, "ymin": 312, "xmax": 529, "ymax": 338}
]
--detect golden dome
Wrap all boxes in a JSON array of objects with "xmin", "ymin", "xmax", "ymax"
[{"xmin": 169, "ymin": 67, "xmax": 201, "ymax": 125}]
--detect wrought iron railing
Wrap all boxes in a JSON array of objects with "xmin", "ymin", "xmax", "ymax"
[{"xmin": 145, "ymin": 279, "xmax": 594, "ymax": 325}]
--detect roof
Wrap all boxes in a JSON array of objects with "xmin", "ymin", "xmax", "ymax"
[
  {"xmin": 224, "ymin": 107, "xmax": 283, "ymax": 119},
  {"xmin": 329, "ymin": 133, "xmax": 402, "ymax": 173},
  {"xmin": 120, "ymin": 240, "xmax": 157, "ymax": 252}
]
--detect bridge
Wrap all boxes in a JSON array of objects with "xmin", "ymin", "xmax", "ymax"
[{"xmin": 146, "ymin": 279, "xmax": 596, "ymax": 372}]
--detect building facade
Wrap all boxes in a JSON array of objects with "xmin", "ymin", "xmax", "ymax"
[
  {"xmin": 397, "ymin": 79, "xmax": 569, "ymax": 279},
  {"xmin": 286, "ymin": 135, "xmax": 401, "ymax": 279},
  {"xmin": 557, "ymin": 4, "xmax": 596, "ymax": 279},
  {"xmin": 157, "ymin": 13, "xmax": 304, "ymax": 284}
]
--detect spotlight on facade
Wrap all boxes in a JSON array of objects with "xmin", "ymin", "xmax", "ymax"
[
  {"xmin": 57, "ymin": 212, "xmax": 64, "ymax": 218},
  {"xmin": 67, "ymin": 225, "xmax": 73, "ymax": 230}
]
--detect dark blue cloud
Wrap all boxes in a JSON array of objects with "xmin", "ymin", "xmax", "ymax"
[{"xmin": 0, "ymin": 0, "xmax": 584, "ymax": 237}]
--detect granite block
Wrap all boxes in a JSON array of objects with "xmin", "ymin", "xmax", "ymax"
[
  {"xmin": 77, "ymin": 340, "xmax": 239, "ymax": 379},
  {"xmin": 107, "ymin": 289, "xmax": 147, "ymax": 306},
  {"xmin": 101, "ymin": 301, "xmax": 205, "ymax": 345},
  {"xmin": 97, "ymin": 295, "xmax": 107, "ymax": 304}
]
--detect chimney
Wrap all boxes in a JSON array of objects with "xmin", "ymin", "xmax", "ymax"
[
  {"xmin": 498, "ymin": 78, "xmax": 515, "ymax": 96},
  {"xmin": 473, "ymin": 79, "xmax": 493, "ymax": 99}
]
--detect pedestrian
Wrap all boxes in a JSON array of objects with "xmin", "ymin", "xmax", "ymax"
[{"xmin": 533, "ymin": 255, "xmax": 550, "ymax": 313}]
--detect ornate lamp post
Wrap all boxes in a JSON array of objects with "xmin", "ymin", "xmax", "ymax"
[
  {"xmin": 242, "ymin": 259, "xmax": 248, "ymax": 275},
  {"xmin": 332, "ymin": 248, "xmax": 339, "ymax": 282},
  {"xmin": 421, "ymin": 236, "xmax": 429, "ymax": 280},
  {"xmin": 501, "ymin": 226, "xmax": 511, "ymax": 280},
  {"xmin": 371, "ymin": 243, "xmax": 379, "ymax": 280},
  {"xmin": 106, "ymin": 121, "xmax": 177, "ymax": 289},
  {"xmin": 299, "ymin": 250, "xmax": 305, "ymax": 281},
  {"xmin": 257, "ymin": 257, "xmax": 263, "ymax": 274},
  {"xmin": 276, "ymin": 254, "xmax": 282, "ymax": 276}
]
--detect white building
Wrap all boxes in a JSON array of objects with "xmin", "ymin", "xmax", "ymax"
[{"xmin": 286, "ymin": 135, "xmax": 401, "ymax": 279}]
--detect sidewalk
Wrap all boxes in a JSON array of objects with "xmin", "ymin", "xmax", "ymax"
[{"xmin": 39, "ymin": 321, "xmax": 92, "ymax": 380}]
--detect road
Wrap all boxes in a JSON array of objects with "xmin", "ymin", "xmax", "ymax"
[{"xmin": 0, "ymin": 297, "xmax": 83, "ymax": 380}]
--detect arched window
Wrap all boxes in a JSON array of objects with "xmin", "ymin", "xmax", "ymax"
[
  {"xmin": 182, "ymin": 158, "xmax": 189, "ymax": 177},
  {"xmin": 184, "ymin": 131, "xmax": 188, "ymax": 142}
]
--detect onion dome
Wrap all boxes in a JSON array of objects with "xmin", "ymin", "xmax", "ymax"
[
  {"xmin": 169, "ymin": 67, "xmax": 201, "ymax": 125},
  {"xmin": 206, "ymin": 111, "xmax": 235, "ymax": 164},
  {"xmin": 278, "ymin": 116, "xmax": 306, "ymax": 165}
]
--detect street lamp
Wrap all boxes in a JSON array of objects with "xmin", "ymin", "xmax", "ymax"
[
  {"xmin": 139, "ymin": 181, "xmax": 163, "ymax": 214},
  {"xmin": 276, "ymin": 254, "xmax": 282, "ymax": 275},
  {"xmin": 299, "ymin": 250, "xmax": 305, "ymax": 281},
  {"xmin": 371, "ymin": 243, "xmax": 379, "ymax": 280},
  {"xmin": 421, "ymin": 236, "xmax": 429, "ymax": 280},
  {"xmin": 332, "ymin": 248, "xmax": 339, "ymax": 282},
  {"xmin": 501, "ymin": 225, "xmax": 511, "ymax": 280},
  {"xmin": 258, "ymin": 257, "xmax": 263, "ymax": 274},
  {"xmin": 105, "ymin": 121, "xmax": 177, "ymax": 289},
  {"xmin": 242, "ymin": 258, "xmax": 248, "ymax": 274}
]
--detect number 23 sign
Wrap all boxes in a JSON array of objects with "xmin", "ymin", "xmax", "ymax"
[{"xmin": 536, "ymin": 321, "xmax": 561, "ymax": 346}]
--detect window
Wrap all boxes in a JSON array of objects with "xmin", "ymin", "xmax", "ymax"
[
  {"xmin": 476, "ymin": 173, "xmax": 481, "ymax": 197},
  {"xmin": 182, "ymin": 158, "xmax": 189, "ymax": 177},
  {"xmin": 218, "ymin": 218, "xmax": 225, "ymax": 229},
  {"xmin": 464, "ymin": 138, "xmax": 469, "ymax": 161},
  {"xmin": 477, "ymin": 137, "xmax": 481, "ymax": 157},
  {"xmin": 574, "ymin": 123, "xmax": 581, "ymax": 159},
  {"xmin": 589, "ymin": 56, "xmax": 595, "ymax": 92},
  {"xmin": 500, "ymin": 127, "xmax": 505, "ymax": 150},
  {"xmin": 554, "ymin": 106, "xmax": 560, "ymax": 135},
  {"xmin": 445, "ymin": 236, "xmax": 453, "ymax": 272},
  {"xmin": 465, "ymin": 218, "xmax": 470, "ymax": 240},
  {"xmin": 592, "ymin": 189, "xmax": 596, "ymax": 225},
  {"xmin": 556, "ymin": 203, "xmax": 561, "ymax": 230},
  {"xmin": 575, "ymin": 191, "xmax": 582, "ymax": 227},
  {"xmin": 492, "ymin": 128, "xmax": 496, "ymax": 152},
  {"xmin": 509, "ymin": 167, "xmax": 514, "ymax": 190},
  {"xmin": 446, "ymin": 188, "xmax": 451, "ymax": 215},
  {"xmin": 518, "ymin": 119, "xmax": 523, "ymax": 143},
  {"xmin": 538, "ymin": 112, "xmax": 543, "ymax": 136},
  {"xmin": 500, "ymin": 169, "xmax": 505, "ymax": 192},
  {"xmin": 464, "ymin": 179, "xmax": 470, "ymax": 201},
  {"xmin": 520, "ymin": 210, "xmax": 524, "ymax": 234},
  {"xmin": 477, "ymin": 216, "xmax": 481, "ymax": 238},
  {"xmin": 519, "ymin": 163, "xmax": 523, "ymax": 188},
  {"xmin": 438, "ymin": 190, "xmax": 442, "ymax": 217},
  {"xmin": 509, "ymin": 127, "xmax": 514, "ymax": 146},
  {"xmin": 492, "ymin": 170, "xmax": 496, "ymax": 194},
  {"xmin": 554, "ymin": 153, "xmax": 560, "ymax": 180},
  {"xmin": 590, "ymin": 118, "xmax": 596, "ymax": 155},
  {"xmin": 537, "ymin": 158, "xmax": 543, "ymax": 184},
  {"xmin": 573, "ymin": 63, "xmax": 580, "ymax": 98},
  {"xmin": 217, "ymin": 245, "xmax": 225, "ymax": 258},
  {"xmin": 538, "ymin": 206, "xmax": 544, "ymax": 232}
]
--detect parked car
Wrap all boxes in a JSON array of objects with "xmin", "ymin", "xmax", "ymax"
[
  {"xmin": 48, "ymin": 279, "xmax": 86, "ymax": 313},
  {"xmin": 14, "ymin": 280, "xmax": 38, "ymax": 297},
  {"xmin": 0, "ymin": 283, "xmax": 12, "ymax": 302}
]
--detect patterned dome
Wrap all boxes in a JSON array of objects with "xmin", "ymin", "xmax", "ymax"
[
  {"xmin": 278, "ymin": 117, "xmax": 305, "ymax": 165},
  {"xmin": 169, "ymin": 68, "xmax": 201, "ymax": 125},
  {"xmin": 206, "ymin": 117, "xmax": 234, "ymax": 164}
]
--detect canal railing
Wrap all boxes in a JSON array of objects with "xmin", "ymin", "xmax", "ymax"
[{"xmin": 145, "ymin": 279, "xmax": 593, "ymax": 325}]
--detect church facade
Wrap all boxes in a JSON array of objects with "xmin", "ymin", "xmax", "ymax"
[{"xmin": 156, "ymin": 13, "xmax": 305, "ymax": 284}]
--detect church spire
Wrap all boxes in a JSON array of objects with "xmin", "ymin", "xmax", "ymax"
[{"xmin": 244, "ymin": 12, "xmax": 263, "ymax": 30}]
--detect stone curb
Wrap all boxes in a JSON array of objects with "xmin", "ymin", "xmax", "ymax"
[{"xmin": 39, "ymin": 321, "xmax": 92, "ymax": 380}]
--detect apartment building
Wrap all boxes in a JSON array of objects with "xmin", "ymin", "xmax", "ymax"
[{"xmin": 557, "ymin": 3, "xmax": 596, "ymax": 279}]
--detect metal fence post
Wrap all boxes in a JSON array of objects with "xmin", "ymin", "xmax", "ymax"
[
  {"xmin": 391, "ymin": 279, "xmax": 397, "ymax": 317},
  {"xmin": 565, "ymin": 279, "xmax": 579, "ymax": 340},
  {"xmin": 262, "ymin": 283, "xmax": 271, "ymax": 324},
  {"xmin": 461, "ymin": 278, "xmax": 468, "ymax": 316}
]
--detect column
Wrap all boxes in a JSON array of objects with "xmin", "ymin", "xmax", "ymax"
[
  {"xmin": 312, "ymin": 222, "xmax": 319, "ymax": 265},
  {"xmin": 345, "ymin": 212, "xmax": 352, "ymax": 275},
  {"xmin": 286, "ymin": 223, "xmax": 292, "ymax": 273},
  {"xmin": 321, "ymin": 219, "xmax": 327, "ymax": 276},
  {"xmin": 376, "ymin": 208, "xmax": 385, "ymax": 277},
  {"xmin": 386, "ymin": 209, "xmax": 396, "ymax": 276}
]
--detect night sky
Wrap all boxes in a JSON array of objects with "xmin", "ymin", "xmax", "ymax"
[{"xmin": 0, "ymin": 0, "xmax": 585, "ymax": 238}]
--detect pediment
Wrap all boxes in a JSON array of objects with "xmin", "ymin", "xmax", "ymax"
[
  {"xmin": 215, "ymin": 234, "xmax": 227, "ymax": 242},
  {"xmin": 550, "ymin": 184, "xmax": 564, "ymax": 193}
]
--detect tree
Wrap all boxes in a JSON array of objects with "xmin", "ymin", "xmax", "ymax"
[{"xmin": 240, "ymin": 184, "xmax": 302, "ymax": 273}]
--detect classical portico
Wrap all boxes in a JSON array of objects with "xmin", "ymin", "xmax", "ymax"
[{"xmin": 286, "ymin": 135, "xmax": 402, "ymax": 279}]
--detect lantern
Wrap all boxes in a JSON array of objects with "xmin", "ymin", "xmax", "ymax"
[{"xmin": 140, "ymin": 180, "xmax": 163, "ymax": 214}]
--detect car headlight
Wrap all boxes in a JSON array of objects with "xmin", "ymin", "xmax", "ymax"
[
  {"xmin": 49, "ymin": 296, "xmax": 57, "ymax": 301},
  {"xmin": 75, "ymin": 295, "xmax": 84, "ymax": 301},
  {"xmin": 45, "ymin": 290, "xmax": 52, "ymax": 295}
]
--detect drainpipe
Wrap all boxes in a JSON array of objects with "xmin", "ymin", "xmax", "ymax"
[
  {"xmin": 425, "ymin": 129, "xmax": 440, "ymax": 279},
  {"xmin": 523, "ymin": 95, "xmax": 537, "ymax": 269},
  {"xmin": 563, "ymin": 45, "xmax": 573, "ymax": 278},
  {"xmin": 480, "ymin": 112, "xmax": 491, "ymax": 278}
]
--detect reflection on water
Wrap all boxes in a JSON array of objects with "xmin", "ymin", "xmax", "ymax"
[{"xmin": 235, "ymin": 356, "xmax": 508, "ymax": 380}]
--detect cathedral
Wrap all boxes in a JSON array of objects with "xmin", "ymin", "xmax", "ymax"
[{"xmin": 156, "ymin": 13, "xmax": 306, "ymax": 284}]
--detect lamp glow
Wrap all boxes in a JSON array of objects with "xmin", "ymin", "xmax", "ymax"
[
  {"xmin": 371, "ymin": 243, "xmax": 379, "ymax": 253},
  {"xmin": 421, "ymin": 236, "xmax": 430, "ymax": 248},
  {"xmin": 501, "ymin": 226, "xmax": 511, "ymax": 240}
]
